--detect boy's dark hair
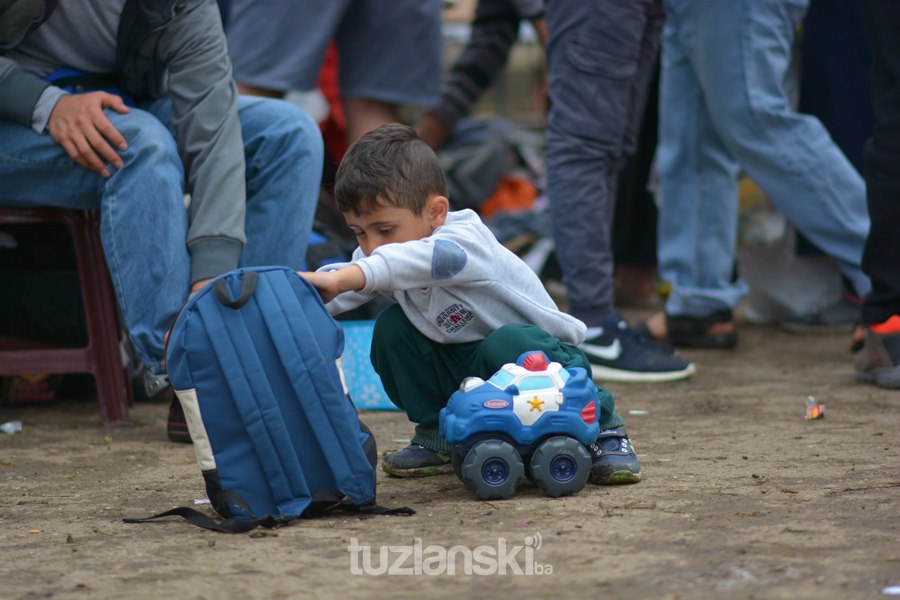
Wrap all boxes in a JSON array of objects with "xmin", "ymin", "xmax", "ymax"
[{"xmin": 335, "ymin": 123, "xmax": 447, "ymax": 216}]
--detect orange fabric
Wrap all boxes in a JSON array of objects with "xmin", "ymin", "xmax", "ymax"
[
  {"xmin": 871, "ymin": 315, "xmax": 900, "ymax": 334},
  {"xmin": 478, "ymin": 176, "xmax": 538, "ymax": 218}
]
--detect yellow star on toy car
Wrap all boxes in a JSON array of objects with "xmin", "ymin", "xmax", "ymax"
[{"xmin": 528, "ymin": 396, "xmax": 544, "ymax": 412}]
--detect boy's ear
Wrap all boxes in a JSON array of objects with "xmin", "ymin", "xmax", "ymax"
[{"xmin": 427, "ymin": 195, "xmax": 450, "ymax": 229}]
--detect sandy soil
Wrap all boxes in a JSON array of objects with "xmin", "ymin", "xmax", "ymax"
[{"xmin": 2, "ymin": 320, "xmax": 898, "ymax": 599}]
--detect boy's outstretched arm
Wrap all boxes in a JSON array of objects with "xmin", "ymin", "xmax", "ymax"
[{"xmin": 299, "ymin": 265, "xmax": 366, "ymax": 304}]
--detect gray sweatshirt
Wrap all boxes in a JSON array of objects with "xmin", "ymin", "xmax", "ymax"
[{"xmin": 323, "ymin": 209, "xmax": 586, "ymax": 346}]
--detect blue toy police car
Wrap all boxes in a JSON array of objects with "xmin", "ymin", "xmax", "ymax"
[{"xmin": 439, "ymin": 351, "xmax": 600, "ymax": 500}]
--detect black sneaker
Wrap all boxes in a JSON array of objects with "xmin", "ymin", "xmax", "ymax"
[
  {"xmin": 580, "ymin": 319, "xmax": 696, "ymax": 383},
  {"xmin": 588, "ymin": 428, "xmax": 642, "ymax": 485},
  {"xmin": 166, "ymin": 397, "xmax": 192, "ymax": 444},
  {"xmin": 382, "ymin": 444, "xmax": 453, "ymax": 478},
  {"xmin": 133, "ymin": 367, "xmax": 174, "ymax": 402},
  {"xmin": 854, "ymin": 319, "xmax": 900, "ymax": 389}
]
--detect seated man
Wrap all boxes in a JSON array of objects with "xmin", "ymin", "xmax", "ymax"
[{"xmin": 0, "ymin": 1, "xmax": 323, "ymax": 384}]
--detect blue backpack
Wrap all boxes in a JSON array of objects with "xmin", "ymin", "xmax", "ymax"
[{"xmin": 125, "ymin": 267, "xmax": 409, "ymax": 532}]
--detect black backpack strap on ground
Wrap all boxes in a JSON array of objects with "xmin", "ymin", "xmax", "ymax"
[
  {"xmin": 123, "ymin": 507, "xmax": 294, "ymax": 534},
  {"xmin": 123, "ymin": 490, "xmax": 296, "ymax": 533},
  {"xmin": 356, "ymin": 504, "xmax": 418, "ymax": 518},
  {"xmin": 124, "ymin": 493, "xmax": 415, "ymax": 532},
  {"xmin": 307, "ymin": 498, "xmax": 417, "ymax": 519}
]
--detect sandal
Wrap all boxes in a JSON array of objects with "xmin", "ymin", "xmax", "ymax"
[{"xmin": 636, "ymin": 309, "xmax": 738, "ymax": 349}]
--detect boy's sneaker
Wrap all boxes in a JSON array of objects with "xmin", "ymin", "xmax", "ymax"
[
  {"xmin": 382, "ymin": 444, "xmax": 454, "ymax": 478},
  {"xmin": 588, "ymin": 428, "xmax": 641, "ymax": 485},
  {"xmin": 854, "ymin": 317, "xmax": 900, "ymax": 389},
  {"xmin": 580, "ymin": 319, "xmax": 695, "ymax": 383},
  {"xmin": 166, "ymin": 397, "xmax": 192, "ymax": 443}
]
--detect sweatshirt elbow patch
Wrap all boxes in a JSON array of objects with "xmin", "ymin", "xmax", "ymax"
[{"xmin": 432, "ymin": 239, "xmax": 467, "ymax": 280}]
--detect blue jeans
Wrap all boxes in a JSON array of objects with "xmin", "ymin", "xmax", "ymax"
[
  {"xmin": 658, "ymin": 0, "xmax": 871, "ymax": 317},
  {"xmin": 0, "ymin": 96, "xmax": 323, "ymax": 374}
]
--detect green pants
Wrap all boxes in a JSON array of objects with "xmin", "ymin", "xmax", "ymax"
[{"xmin": 370, "ymin": 304, "xmax": 625, "ymax": 453}]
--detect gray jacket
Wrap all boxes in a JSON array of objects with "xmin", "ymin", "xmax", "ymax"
[
  {"xmin": 323, "ymin": 210, "xmax": 587, "ymax": 346},
  {"xmin": 0, "ymin": 0, "xmax": 246, "ymax": 282}
]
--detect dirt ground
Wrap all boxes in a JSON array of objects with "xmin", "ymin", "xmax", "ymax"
[{"xmin": 2, "ymin": 314, "xmax": 898, "ymax": 600}]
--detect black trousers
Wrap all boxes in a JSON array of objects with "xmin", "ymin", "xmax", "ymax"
[{"xmin": 861, "ymin": 0, "xmax": 900, "ymax": 324}]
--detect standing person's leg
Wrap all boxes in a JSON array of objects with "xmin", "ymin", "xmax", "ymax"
[
  {"xmin": 649, "ymin": 0, "xmax": 744, "ymax": 347},
  {"xmin": 613, "ymin": 56, "xmax": 661, "ymax": 306},
  {"xmin": 610, "ymin": 7, "xmax": 664, "ymax": 307},
  {"xmin": 235, "ymin": 97, "xmax": 324, "ymax": 269},
  {"xmin": 620, "ymin": 5, "xmax": 665, "ymax": 193},
  {"xmin": 545, "ymin": 0, "xmax": 637, "ymax": 328},
  {"xmin": 0, "ymin": 111, "xmax": 189, "ymax": 375},
  {"xmin": 545, "ymin": 0, "xmax": 693, "ymax": 382},
  {"xmin": 336, "ymin": 0, "xmax": 442, "ymax": 143},
  {"xmin": 860, "ymin": 0, "xmax": 900, "ymax": 325},
  {"xmin": 798, "ymin": 0, "xmax": 874, "ymax": 174},
  {"xmin": 681, "ymin": 0, "xmax": 870, "ymax": 299},
  {"xmin": 776, "ymin": 0, "xmax": 874, "ymax": 334},
  {"xmin": 855, "ymin": 0, "xmax": 900, "ymax": 389}
]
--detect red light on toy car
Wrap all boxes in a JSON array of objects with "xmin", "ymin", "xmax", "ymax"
[
  {"xmin": 521, "ymin": 352, "xmax": 549, "ymax": 372},
  {"xmin": 581, "ymin": 402, "xmax": 596, "ymax": 424}
]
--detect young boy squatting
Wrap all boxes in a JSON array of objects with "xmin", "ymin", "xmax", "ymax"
[{"xmin": 301, "ymin": 123, "xmax": 641, "ymax": 484}]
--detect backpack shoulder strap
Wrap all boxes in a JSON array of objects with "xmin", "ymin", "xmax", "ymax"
[
  {"xmin": 195, "ymin": 273, "xmax": 312, "ymax": 517},
  {"xmin": 253, "ymin": 270, "xmax": 376, "ymax": 505}
]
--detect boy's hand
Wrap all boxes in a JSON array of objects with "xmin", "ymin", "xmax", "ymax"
[
  {"xmin": 48, "ymin": 92, "xmax": 130, "ymax": 178},
  {"xmin": 299, "ymin": 266, "xmax": 365, "ymax": 303}
]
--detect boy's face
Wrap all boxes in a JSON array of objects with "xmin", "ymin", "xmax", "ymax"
[{"xmin": 344, "ymin": 195, "xmax": 449, "ymax": 255}]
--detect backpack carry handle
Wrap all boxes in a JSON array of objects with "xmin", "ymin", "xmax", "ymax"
[{"xmin": 213, "ymin": 271, "xmax": 259, "ymax": 309}]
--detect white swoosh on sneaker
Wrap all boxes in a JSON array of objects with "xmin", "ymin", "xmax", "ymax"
[{"xmin": 579, "ymin": 338, "xmax": 622, "ymax": 360}]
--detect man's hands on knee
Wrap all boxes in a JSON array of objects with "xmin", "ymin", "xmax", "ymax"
[{"xmin": 48, "ymin": 92, "xmax": 130, "ymax": 178}]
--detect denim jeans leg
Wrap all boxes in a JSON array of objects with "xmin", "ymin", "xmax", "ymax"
[
  {"xmin": 0, "ymin": 110, "xmax": 190, "ymax": 374},
  {"xmin": 0, "ymin": 121, "xmax": 107, "ymax": 211},
  {"xmin": 657, "ymin": 12, "xmax": 748, "ymax": 317},
  {"xmin": 236, "ymin": 96, "xmax": 323, "ymax": 269},
  {"xmin": 670, "ymin": 0, "xmax": 870, "ymax": 299},
  {"xmin": 142, "ymin": 95, "xmax": 323, "ymax": 270},
  {"xmin": 103, "ymin": 111, "xmax": 190, "ymax": 373}
]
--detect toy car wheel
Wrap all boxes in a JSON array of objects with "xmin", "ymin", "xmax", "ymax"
[
  {"xmin": 529, "ymin": 436, "xmax": 591, "ymax": 498},
  {"xmin": 461, "ymin": 440, "xmax": 524, "ymax": 500}
]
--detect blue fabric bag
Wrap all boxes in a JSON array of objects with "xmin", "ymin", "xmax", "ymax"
[
  {"xmin": 339, "ymin": 320, "xmax": 398, "ymax": 411},
  {"xmin": 125, "ymin": 267, "xmax": 411, "ymax": 532}
]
